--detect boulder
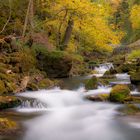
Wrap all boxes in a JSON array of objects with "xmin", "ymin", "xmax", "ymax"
[
  {"xmin": 85, "ymin": 76, "xmax": 98, "ymax": 90},
  {"xmin": 130, "ymin": 71, "xmax": 140, "ymax": 85},
  {"xmin": 36, "ymin": 51, "xmax": 72, "ymax": 78},
  {"xmin": 38, "ymin": 78, "xmax": 54, "ymax": 89},
  {"xmin": 0, "ymin": 96, "xmax": 21, "ymax": 109},
  {"xmin": 110, "ymin": 85, "xmax": 130, "ymax": 103}
]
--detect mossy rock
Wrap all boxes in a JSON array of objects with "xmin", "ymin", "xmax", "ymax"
[
  {"xmin": 98, "ymin": 78, "xmax": 110, "ymax": 86},
  {"xmin": 38, "ymin": 78, "xmax": 54, "ymax": 89},
  {"xmin": 104, "ymin": 68, "xmax": 117, "ymax": 76},
  {"xmin": 118, "ymin": 63, "xmax": 137, "ymax": 73},
  {"xmin": 0, "ymin": 96, "xmax": 21, "ymax": 109},
  {"xmin": 86, "ymin": 94, "xmax": 109, "ymax": 102},
  {"xmin": 0, "ymin": 80, "xmax": 7, "ymax": 94},
  {"xmin": 36, "ymin": 51, "xmax": 72, "ymax": 78},
  {"xmin": 0, "ymin": 118, "xmax": 18, "ymax": 134},
  {"xmin": 85, "ymin": 76, "xmax": 98, "ymax": 90},
  {"xmin": 27, "ymin": 82, "xmax": 39, "ymax": 91},
  {"xmin": 110, "ymin": 85, "xmax": 130, "ymax": 103},
  {"xmin": 130, "ymin": 71, "xmax": 140, "ymax": 85},
  {"xmin": 104, "ymin": 70, "xmax": 110, "ymax": 76}
]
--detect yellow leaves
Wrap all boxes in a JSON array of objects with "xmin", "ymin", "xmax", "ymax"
[
  {"xmin": 130, "ymin": 4, "xmax": 140, "ymax": 29},
  {"xmin": 43, "ymin": 0, "xmax": 124, "ymax": 52}
]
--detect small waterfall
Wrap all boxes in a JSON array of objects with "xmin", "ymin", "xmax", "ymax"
[
  {"xmin": 116, "ymin": 73, "xmax": 130, "ymax": 80},
  {"xmin": 110, "ymin": 73, "xmax": 131, "ymax": 85},
  {"xmin": 20, "ymin": 98, "xmax": 47, "ymax": 108},
  {"xmin": 16, "ymin": 86, "xmax": 113, "ymax": 112},
  {"xmin": 131, "ymin": 89, "xmax": 140, "ymax": 96},
  {"xmin": 13, "ymin": 68, "xmax": 140, "ymax": 140},
  {"xmin": 15, "ymin": 87, "xmax": 124, "ymax": 140},
  {"xmin": 93, "ymin": 63, "xmax": 114, "ymax": 77},
  {"xmin": 84, "ymin": 86, "xmax": 112, "ymax": 96}
]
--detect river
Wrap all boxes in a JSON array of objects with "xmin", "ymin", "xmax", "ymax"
[{"xmin": 0, "ymin": 63, "xmax": 140, "ymax": 140}]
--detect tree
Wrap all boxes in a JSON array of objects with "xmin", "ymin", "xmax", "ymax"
[{"xmin": 42, "ymin": 0, "xmax": 123, "ymax": 52}]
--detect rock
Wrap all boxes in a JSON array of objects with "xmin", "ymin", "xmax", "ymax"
[
  {"xmin": 110, "ymin": 85, "xmax": 131, "ymax": 103},
  {"xmin": 38, "ymin": 78, "xmax": 54, "ymax": 89},
  {"xmin": 85, "ymin": 76, "xmax": 98, "ymax": 90},
  {"xmin": 118, "ymin": 63, "xmax": 137, "ymax": 73},
  {"xmin": 130, "ymin": 71, "xmax": 140, "ymax": 85},
  {"xmin": 14, "ymin": 76, "xmax": 30, "ymax": 93},
  {"xmin": 86, "ymin": 94, "xmax": 109, "ymax": 102},
  {"xmin": 103, "ymin": 70, "xmax": 116, "ymax": 79},
  {"xmin": 36, "ymin": 51, "xmax": 72, "ymax": 78},
  {"xmin": 27, "ymin": 82, "xmax": 38, "ymax": 91},
  {"xmin": 0, "ymin": 96, "xmax": 21, "ymax": 109},
  {"xmin": 98, "ymin": 77, "xmax": 113, "ymax": 86}
]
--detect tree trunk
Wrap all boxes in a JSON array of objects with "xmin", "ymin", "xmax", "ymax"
[
  {"xmin": 57, "ymin": 9, "xmax": 68, "ymax": 48},
  {"xmin": 29, "ymin": 0, "xmax": 34, "ymax": 28},
  {"xmin": 22, "ymin": 0, "xmax": 32, "ymax": 38},
  {"xmin": 61, "ymin": 18, "xmax": 74, "ymax": 50}
]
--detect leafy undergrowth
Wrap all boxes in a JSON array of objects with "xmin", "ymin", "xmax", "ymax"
[{"xmin": 0, "ymin": 118, "xmax": 19, "ymax": 135}]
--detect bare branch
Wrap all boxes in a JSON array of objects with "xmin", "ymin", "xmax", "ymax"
[{"xmin": 0, "ymin": 0, "xmax": 12, "ymax": 34}]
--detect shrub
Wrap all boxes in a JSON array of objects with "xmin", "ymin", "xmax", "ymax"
[{"xmin": 128, "ymin": 49, "xmax": 140, "ymax": 60}]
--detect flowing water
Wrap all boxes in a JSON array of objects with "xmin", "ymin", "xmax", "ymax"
[{"xmin": 1, "ymin": 63, "xmax": 140, "ymax": 140}]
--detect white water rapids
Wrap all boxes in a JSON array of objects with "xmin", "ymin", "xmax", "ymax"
[
  {"xmin": 17, "ymin": 88, "xmax": 122, "ymax": 140},
  {"xmin": 12, "ymin": 63, "xmax": 140, "ymax": 140}
]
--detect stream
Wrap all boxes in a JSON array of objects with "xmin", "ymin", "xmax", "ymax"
[{"xmin": 1, "ymin": 63, "xmax": 140, "ymax": 140}]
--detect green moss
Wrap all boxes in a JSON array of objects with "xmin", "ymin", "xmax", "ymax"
[
  {"xmin": 98, "ymin": 78, "xmax": 110, "ymax": 86},
  {"xmin": 110, "ymin": 85, "xmax": 130, "ymax": 103},
  {"xmin": 18, "ymin": 49, "xmax": 36, "ymax": 72},
  {"xmin": 104, "ymin": 70, "xmax": 110, "ymax": 75},
  {"xmin": 5, "ymin": 82, "xmax": 17, "ymax": 93},
  {"xmin": 130, "ymin": 71, "xmax": 140, "ymax": 85},
  {"xmin": 0, "ymin": 96, "xmax": 21, "ymax": 109},
  {"xmin": 85, "ymin": 76, "xmax": 98, "ymax": 90},
  {"xmin": 38, "ymin": 78, "xmax": 54, "ymax": 89},
  {"xmin": 0, "ymin": 80, "xmax": 7, "ymax": 94},
  {"xmin": 86, "ymin": 94, "xmax": 109, "ymax": 102},
  {"xmin": 27, "ymin": 82, "xmax": 38, "ymax": 91},
  {"xmin": 128, "ymin": 49, "xmax": 140, "ymax": 60},
  {"xmin": 99, "ymin": 94, "xmax": 109, "ymax": 101}
]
